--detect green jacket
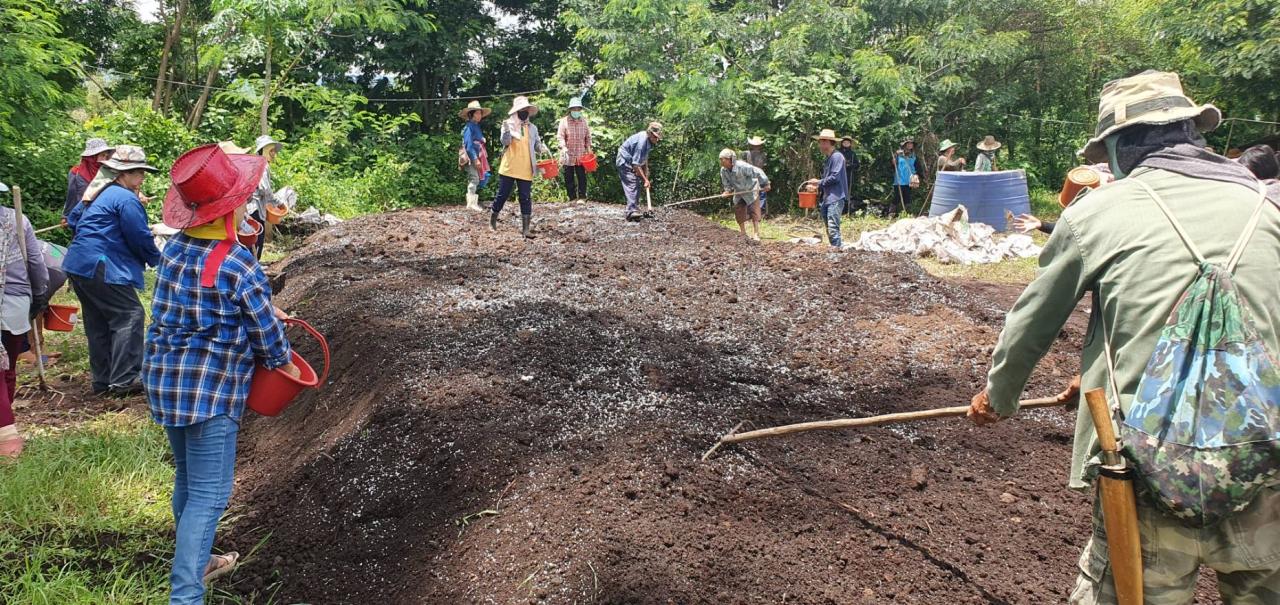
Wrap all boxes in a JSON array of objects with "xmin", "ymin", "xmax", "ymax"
[{"xmin": 986, "ymin": 168, "xmax": 1280, "ymax": 489}]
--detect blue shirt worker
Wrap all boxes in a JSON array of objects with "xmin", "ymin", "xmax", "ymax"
[
  {"xmin": 891, "ymin": 138, "xmax": 924, "ymax": 217},
  {"xmin": 63, "ymin": 145, "xmax": 163, "ymax": 396},
  {"xmin": 719, "ymin": 149, "xmax": 770, "ymax": 240},
  {"xmin": 804, "ymin": 129, "xmax": 848, "ymax": 248},
  {"xmin": 459, "ymin": 100, "xmax": 491, "ymax": 211},
  {"xmin": 616, "ymin": 122, "xmax": 662, "ymax": 221}
]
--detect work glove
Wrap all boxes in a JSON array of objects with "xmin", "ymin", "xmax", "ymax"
[{"xmin": 967, "ymin": 389, "xmax": 1001, "ymax": 426}]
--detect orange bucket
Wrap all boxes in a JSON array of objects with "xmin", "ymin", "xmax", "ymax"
[
  {"xmin": 580, "ymin": 152, "xmax": 598, "ymax": 173},
  {"xmin": 44, "ymin": 304, "xmax": 79, "ymax": 332},
  {"xmin": 265, "ymin": 203, "xmax": 288, "ymax": 225},
  {"xmin": 797, "ymin": 190, "xmax": 818, "ymax": 209},
  {"xmin": 536, "ymin": 158, "xmax": 560, "ymax": 179},
  {"xmin": 1059, "ymin": 166, "xmax": 1103, "ymax": 208},
  {"xmin": 247, "ymin": 318, "xmax": 330, "ymax": 417},
  {"xmin": 238, "ymin": 217, "xmax": 263, "ymax": 248}
]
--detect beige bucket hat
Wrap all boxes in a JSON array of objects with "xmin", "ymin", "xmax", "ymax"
[
  {"xmin": 976, "ymin": 135, "xmax": 1002, "ymax": 151},
  {"xmin": 1080, "ymin": 70, "xmax": 1221, "ymax": 163},
  {"xmin": 508, "ymin": 96, "xmax": 538, "ymax": 117},
  {"xmin": 102, "ymin": 145, "xmax": 159, "ymax": 172},
  {"xmin": 459, "ymin": 100, "xmax": 493, "ymax": 120},
  {"xmin": 811, "ymin": 129, "xmax": 840, "ymax": 143},
  {"xmin": 747, "ymin": 136, "xmax": 765, "ymax": 146}
]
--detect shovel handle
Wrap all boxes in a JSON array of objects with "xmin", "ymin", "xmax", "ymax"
[
  {"xmin": 719, "ymin": 395, "xmax": 1068, "ymax": 445},
  {"xmin": 1084, "ymin": 388, "xmax": 1118, "ymax": 453}
]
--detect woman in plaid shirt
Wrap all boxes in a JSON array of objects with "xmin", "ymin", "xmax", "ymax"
[{"xmin": 144, "ymin": 144, "xmax": 299, "ymax": 604}]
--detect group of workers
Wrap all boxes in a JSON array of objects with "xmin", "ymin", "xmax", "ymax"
[{"xmin": 0, "ymin": 135, "xmax": 299, "ymax": 604}]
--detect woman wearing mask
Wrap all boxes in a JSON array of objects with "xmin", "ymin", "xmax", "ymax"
[
  {"xmin": 556, "ymin": 97, "xmax": 593, "ymax": 202},
  {"xmin": 63, "ymin": 138, "xmax": 115, "ymax": 226},
  {"xmin": 490, "ymin": 96, "xmax": 550, "ymax": 239},
  {"xmin": 63, "ymin": 146, "xmax": 162, "ymax": 397},
  {"xmin": 460, "ymin": 100, "xmax": 492, "ymax": 211}
]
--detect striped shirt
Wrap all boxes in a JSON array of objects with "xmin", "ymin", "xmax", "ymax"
[{"xmin": 143, "ymin": 234, "xmax": 291, "ymax": 427}]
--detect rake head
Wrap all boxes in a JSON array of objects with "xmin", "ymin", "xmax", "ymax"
[{"xmin": 17, "ymin": 382, "xmax": 66, "ymax": 406}]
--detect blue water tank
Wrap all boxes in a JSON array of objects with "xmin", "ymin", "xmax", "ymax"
[{"xmin": 929, "ymin": 170, "xmax": 1031, "ymax": 231}]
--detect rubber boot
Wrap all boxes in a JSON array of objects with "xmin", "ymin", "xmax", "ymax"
[
  {"xmin": 489, "ymin": 211, "xmax": 499, "ymax": 232},
  {"xmin": 521, "ymin": 215, "xmax": 534, "ymax": 239},
  {"xmin": 466, "ymin": 193, "xmax": 481, "ymax": 211}
]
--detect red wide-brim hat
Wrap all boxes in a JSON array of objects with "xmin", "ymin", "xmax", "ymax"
[{"xmin": 162, "ymin": 144, "xmax": 267, "ymax": 229}]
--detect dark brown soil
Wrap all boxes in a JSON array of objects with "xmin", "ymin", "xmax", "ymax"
[{"xmin": 214, "ymin": 203, "xmax": 1217, "ymax": 604}]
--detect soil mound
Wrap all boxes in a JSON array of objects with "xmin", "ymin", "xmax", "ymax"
[{"xmin": 223, "ymin": 203, "xmax": 1099, "ymax": 603}]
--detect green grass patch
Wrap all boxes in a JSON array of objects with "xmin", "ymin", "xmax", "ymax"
[{"xmin": 0, "ymin": 413, "xmax": 174, "ymax": 604}]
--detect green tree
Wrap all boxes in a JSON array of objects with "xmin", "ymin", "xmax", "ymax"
[{"xmin": 0, "ymin": 0, "xmax": 86, "ymax": 139}]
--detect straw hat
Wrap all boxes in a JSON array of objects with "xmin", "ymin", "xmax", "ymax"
[
  {"xmin": 747, "ymin": 136, "xmax": 765, "ymax": 146},
  {"xmin": 102, "ymin": 145, "xmax": 159, "ymax": 172},
  {"xmin": 162, "ymin": 144, "xmax": 267, "ymax": 229},
  {"xmin": 812, "ymin": 129, "xmax": 840, "ymax": 143},
  {"xmin": 901, "ymin": 137, "xmax": 916, "ymax": 147},
  {"xmin": 976, "ymin": 135, "xmax": 1002, "ymax": 151},
  {"xmin": 938, "ymin": 139, "xmax": 958, "ymax": 152},
  {"xmin": 508, "ymin": 96, "xmax": 538, "ymax": 117},
  {"xmin": 458, "ymin": 100, "xmax": 493, "ymax": 120},
  {"xmin": 81, "ymin": 138, "xmax": 114, "ymax": 157},
  {"xmin": 568, "ymin": 97, "xmax": 585, "ymax": 110},
  {"xmin": 254, "ymin": 135, "xmax": 283, "ymax": 155},
  {"xmin": 647, "ymin": 121, "xmax": 664, "ymax": 140},
  {"xmin": 1080, "ymin": 70, "xmax": 1220, "ymax": 163}
]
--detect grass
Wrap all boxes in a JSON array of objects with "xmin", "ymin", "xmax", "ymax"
[{"xmin": 0, "ymin": 413, "xmax": 174, "ymax": 604}]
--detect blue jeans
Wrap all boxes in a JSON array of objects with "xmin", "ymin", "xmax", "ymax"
[
  {"xmin": 758, "ymin": 190, "xmax": 767, "ymax": 213},
  {"xmin": 165, "ymin": 415, "xmax": 240, "ymax": 605},
  {"xmin": 820, "ymin": 199, "xmax": 844, "ymax": 248},
  {"xmin": 492, "ymin": 175, "xmax": 532, "ymax": 216}
]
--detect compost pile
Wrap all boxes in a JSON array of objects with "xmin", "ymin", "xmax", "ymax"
[{"xmin": 221, "ymin": 203, "xmax": 1099, "ymax": 604}]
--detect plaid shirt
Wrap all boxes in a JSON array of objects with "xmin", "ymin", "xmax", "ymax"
[
  {"xmin": 557, "ymin": 116, "xmax": 592, "ymax": 166},
  {"xmin": 144, "ymin": 234, "xmax": 291, "ymax": 427}
]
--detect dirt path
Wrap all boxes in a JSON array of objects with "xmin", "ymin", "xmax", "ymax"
[{"xmin": 217, "ymin": 203, "xmax": 1216, "ymax": 604}]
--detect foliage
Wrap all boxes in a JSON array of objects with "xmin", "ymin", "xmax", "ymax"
[{"xmin": 0, "ymin": 0, "xmax": 86, "ymax": 139}]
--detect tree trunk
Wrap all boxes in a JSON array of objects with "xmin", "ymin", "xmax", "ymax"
[
  {"xmin": 259, "ymin": 33, "xmax": 273, "ymax": 136},
  {"xmin": 152, "ymin": 0, "xmax": 188, "ymax": 112},
  {"xmin": 187, "ymin": 60, "xmax": 220, "ymax": 129}
]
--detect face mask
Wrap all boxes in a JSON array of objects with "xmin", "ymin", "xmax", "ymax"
[
  {"xmin": 517, "ymin": 110, "xmax": 529, "ymax": 121},
  {"xmin": 1104, "ymin": 134, "xmax": 1127, "ymax": 180},
  {"xmin": 571, "ymin": 111, "xmax": 583, "ymax": 119}
]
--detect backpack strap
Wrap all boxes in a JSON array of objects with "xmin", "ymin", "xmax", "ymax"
[
  {"xmin": 1225, "ymin": 184, "xmax": 1270, "ymax": 273},
  {"xmin": 1130, "ymin": 178, "xmax": 1206, "ymax": 264}
]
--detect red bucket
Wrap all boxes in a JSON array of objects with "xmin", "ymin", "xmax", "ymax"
[
  {"xmin": 44, "ymin": 304, "xmax": 80, "ymax": 332},
  {"xmin": 798, "ymin": 190, "xmax": 818, "ymax": 209},
  {"xmin": 536, "ymin": 158, "xmax": 560, "ymax": 179},
  {"xmin": 580, "ymin": 152, "xmax": 598, "ymax": 173},
  {"xmin": 247, "ymin": 318, "xmax": 330, "ymax": 417},
  {"xmin": 238, "ymin": 217, "xmax": 263, "ymax": 249}
]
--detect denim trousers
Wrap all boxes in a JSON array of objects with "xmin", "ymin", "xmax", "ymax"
[
  {"xmin": 493, "ymin": 175, "xmax": 532, "ymax": 216},
  {"xmin": 820, "ymin": 199, "xmax": 845, "ymax": 248},
  {"xmin": 165, "ymin": 415, "xmax": 240, "ymax": 605}
]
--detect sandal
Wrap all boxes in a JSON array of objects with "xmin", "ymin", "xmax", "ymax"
[{"xmin": 203, "ymin": 552, "xmax": 239, "ymax": 584}]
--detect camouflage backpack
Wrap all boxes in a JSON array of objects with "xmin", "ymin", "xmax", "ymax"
[{"xmin": 1109, "ymin": 179, "xmax": 1280, "ymax": 527}]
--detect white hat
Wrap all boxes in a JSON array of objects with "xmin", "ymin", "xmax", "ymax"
[
  {"xmin": 0, "ymin": 182, "xmax": 8, "ymax": 193},
  {"xmin": 508, "ymin": 96, "xmax": 539, "ymax": 117},
  {"xmin": 254, "ymin": 135, "xmax": 283, "ymax": 155},
  {"xmin": 719, "ymin": 148, "xmax": 736, "ymax": 160},
  {"xmin": 82, "ymin": 138, "xmax": 114, "ymax": 157}
]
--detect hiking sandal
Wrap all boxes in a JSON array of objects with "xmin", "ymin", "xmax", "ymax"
[{"xmin": 203, "ymin": 552, "xmax": 239, "ymax": 584}]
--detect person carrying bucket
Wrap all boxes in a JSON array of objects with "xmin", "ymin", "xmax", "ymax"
[
  {"xmin": 802, "ymin": 129, "xmax": 847, "ymax": 249},
  {"xmin": 556, "ymin": 96, "xmax": 593, "ymax": 203},
  {"xmin": 617, "ymin": 122, "xmax": 663, "ymax": 222},
  {"xmin": 719, "ymin": 149, "xmax": 770, "ymax": 241},
  {"xmin": 459, "ymin": 100, "xmax": 492, "ymax": 211},
  {"xmin": 143, "ymin": 144, "xmax": 300, "ymax": 604},
  {"xmin": 490, "ymin": 96, "xmax": 550, "ymax": 239},
  {"xmin": 246, "ymin": 135, "xmax": 285, "ymax": 259}
]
